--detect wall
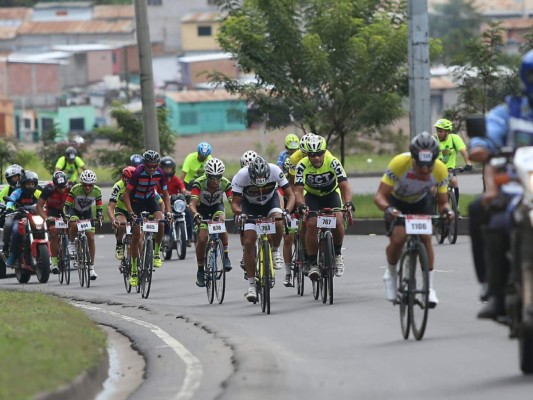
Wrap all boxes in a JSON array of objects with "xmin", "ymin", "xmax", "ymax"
[
  {"xmin": 7, "ymin": 62, "xmax": 61, "ymax": 107},
  {"xmin": 0, "ymin": 99, "xmax": 14, "ymax": 138},
  {"xmin": 181, "ymin": 22, "xmax": 221, "ymax": 52},
  {"xmin": 38, "ymin": 105, "xmax": 95, "ymax": 140},
  {"xmin": 87, "ymin": 50, "xmax": 113, "ymax": 83}
]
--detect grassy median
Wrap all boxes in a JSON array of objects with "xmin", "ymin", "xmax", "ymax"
[{"xmin": 0, "ymin": 290, "xmax": 107, "ymax": 400}]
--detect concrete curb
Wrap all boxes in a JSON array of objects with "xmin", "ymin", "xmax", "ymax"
[{"xmin": 35, "ymin": 341, "xmax": 109, "ymax": 400}]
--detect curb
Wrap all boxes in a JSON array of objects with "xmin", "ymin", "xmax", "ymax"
[{"xmin": 35, "ymin": 340, "xmax": 109, "ymax": 400}]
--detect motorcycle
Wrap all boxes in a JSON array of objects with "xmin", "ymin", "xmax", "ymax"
[
  {"xmin": 0, "ymin": 203, "xmax": 7, "ymax": 279},
  {"xmin": 161, "ymin": 194, "xmax": 188, "ymax": 260},
  {"xmin": 2, "ymin": 197, "xmax": 51, "ymax": 284},
  {"xmin": 466, "ymin": 115, "xmax": 533, "ymax": 374}
]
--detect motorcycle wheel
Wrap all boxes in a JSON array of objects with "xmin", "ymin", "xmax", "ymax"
[
  {"xmin": 16, "ymin": 266, "xmax": 31, "ymax": 284},
  {"xmin": 35, "ymin": 243, "xmax": 51, "ymax": 284},
  {"xmin": 176, "ymin": 222, "xmax": 187, "ymax": 260},
  {"xmin": 520, "ymin": 328, "xmax": 533, "ymax": 374},
  {"xmin": 162, "ymin": 235, "xmax": 173, "ymax": 260},
  {"xmin": 0, "ymin": 255, "xmax": 6, "ymax": 279}
]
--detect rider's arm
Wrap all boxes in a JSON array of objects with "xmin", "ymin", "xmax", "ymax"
[
  {"xmin": 339, "ymin": 180, "xmax": 352, "ymax": 205},
  {"xmin": 481, "ymin": 164, "xmax": 498, "ymax": 207},
  {"xmin": 436, "ymin": 192, "xmax": 451, "ymax": 214},
  {"xmin": 189, "ymin": 197, "xmax": 198, "ymax": 215},
  {"xmin": 282, "ymin": 184, "xmax": 295, "ymax": 212},
  {"xmin": 460, "ymin": 147, "xmax": 472, "ymax": 166},
  {"xmin": 36, "ymin": 197, "xmax": 47, "ymax": 220},
  {"xmin": 231, "ymin": 193, "xmax": 242, "ymax": 215},
  {"xmin": 374, "ymin": 182, "xmax": 394, "ymax": 212},
  {"xmin": 468, "ymin": 103, "xmax": 510, "ymax": 162}
]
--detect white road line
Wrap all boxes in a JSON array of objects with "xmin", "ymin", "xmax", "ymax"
[{"xmin": 74, "ymin": 303, "xmax": 203, "ymax": 400}]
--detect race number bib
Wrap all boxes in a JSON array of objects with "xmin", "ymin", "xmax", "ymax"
[
  {"xmin": 405, "ymin": 215, "xmax": 432, "ymax": 235},
  {"xmin": 256, "ymin": 219, "xmax": 276, "ymax": 234},
  {"xmin": 76, "ymin": 219, "xmax": 92, "ymax": 231},
  {"xmin": 208, "ymin": 221, "xmax": 226, "ymax": 234},
  {"xmin": 55, "ymin": 219, "xmax": 67, "ymax": 229},
  {"xmin": 317, "ymin": 214, "xmax": 336, "ymax": 228},
  {"xmin": 289, "ymin": 217, "xmax": 299, "ymax": 230},
  {"xmin": 143, "ymin": 221, "xmax": 159, "ymax": 233},
  {"xmin": 125, "ymin": 223, "xmax": 131, "ymax": 235}
]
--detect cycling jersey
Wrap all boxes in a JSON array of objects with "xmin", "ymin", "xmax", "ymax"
[
  {"xmin": 294, "ymin": 152, "xmax": 347, "ymax": 196},
  {"xmin": 40, "ymin": 183, "xmax": 70, "ymax": 211},
  {"xmin": 109, "ymin": 180, "xmax": 128, "ymax": 211},
  {"xmin": 438, "ymin": 133, "xmax": 466, "ymax": 168},
  {"xmin": 55, "ymin": 156, "xmax": 85, "ymax": 182},
  {"xmin": 64, "ymin": 184, "xmax": 103, "ymax": 214},
  {"xmin": 0, "ymin": 185, "xmax": 16, "ymax": 202},
  {"xmin": 127, "ymin": 165, "xmax": 167, "ymax": 201},
  {"xmin": 232, "ymin": 164, "xmax": 288, "ymax": 205},
  {"xmin": 181, "ymin": 152, "xmax": 213, "ymax": 185},
  {"xmin": 288, "ymin": 149, "xmax": 333, "ymax": 176},
  {"xmin": 190, "ymin": 175, "xmax": 232, "ymax": 207},
  {"xmin": 381, "ymin": 152, "xmax": 448, "ymax": 203}
]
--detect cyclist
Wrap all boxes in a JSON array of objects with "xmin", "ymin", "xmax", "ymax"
[
  {"xmin": 294, "ymin": 135, "xmax": 354, "ymax": 282},
  {"xmin": 287, "ymin": 133, "xmax": 333, "ymax": 187},
  {"xmin": 467, "ymin": 49, "xmax": 533, "ymax": 320},
  {"xmin": 5, "ymin": 171, "xmax": 42, "ymax": 269},
  {"xmin": 63, "ymin": 170, "xmax": 103, "ymax": 280},
  {"xmin": 374, "ymin": 132, "xmax": 452, "ymax": 307},
  {"xmin": 277, "ymin": 133, "xmax": 300, "ymax": 174},
  {"xmin": 36, "ymin": 171, "xmax": 70, "ymax": 274},
  {"xmin": 232, "ymin": 156, "xmax": 295, "ymax": 302},
  {"xmin": 130, "ymin": 154, "xmax": 144, "ymax": 167},
  {"xmin": 189, "ymin": 158, "xmax": 233, "ymax": 287},
  {"xmin": 123, "ymin": 150, "xmax": 172, "ymax": 287},
  {"xmin": 108, "ymin": 166, "xmax": 136, "ymax": 260},
  {"xmin": 55, "ymin": 146, "xmax": 86, "ymax": 184},
  {"xmin": 1, "ymin": 164, "xmax": 24, "ymax": 255},
  {"xmin": 434, "ymin": 118, "xmax": 473, "ymax": 205}
]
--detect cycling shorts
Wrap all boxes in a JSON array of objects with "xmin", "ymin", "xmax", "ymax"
[{"xmin": 241, "ymin": 195, "xmax": 282, "ymax": 231}]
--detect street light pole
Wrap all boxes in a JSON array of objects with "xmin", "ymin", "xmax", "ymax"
[
  {"xmin": 407, "ymin": 0, "xmax": 431, "ymax": 139},
  {"xmin": 134, "ymin": 0, "xmax": 160, "ymax": 152}
]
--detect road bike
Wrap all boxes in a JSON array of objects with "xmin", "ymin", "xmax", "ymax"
[
  {"xmin": 199, "ymin": 218, "xmax": 227, "ymax": 304},
  {"xmin": 290, "ymin": 213, "xmax": 306, "ymax": 296},
  {"xmin": 54, "ymin": 218, "xmax": 71, "ymax": 285},
  {"xmin": 391, "ymin": 214, "xmax": 441, "ymax": 340},
  {"xmin": 72, "ymin": 218, "xmax": 100, "ymax": 288},
  {"xmin": 117, "ymin": 222, "xmax": 133, "ymax": 293},
  {"xmin": 434, "ymin": 167, "xmax": 466, "ymax": 245},
  {"xmin": 134, "ymin": 212, "xmax": 164, "ymax": 299}
]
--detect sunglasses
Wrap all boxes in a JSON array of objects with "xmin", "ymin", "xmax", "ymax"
[
  {"xmin": 207, "ymin": 175, "xmax": 222, "ymax": 181},
  {"xmin": 308, "ymin": 151, "xmax": 326, "ymax": 158}
]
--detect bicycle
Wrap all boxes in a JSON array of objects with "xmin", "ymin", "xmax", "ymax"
[
  {"xmin": 118, "ymin": 222, "xmax": 133, "ymax": 294},
  {"xmin": 54, "ymin": 218, "xmax": 71, "ymax": 285},
  {"xmin": 72, "ymin": 218, "xmax": 100, "ymax": 288},
  {"xmin": 434, "ymin": 167, "xmax": 465, "ymax": 245},
  {"xmin": 308, "ymin": 208, "xmax": 352, "ymax": 305},
  {"xmin": 290, "ymin": 214, "xmax": 306, "ymax": 296},
  {"xmin": 199, "ymin": 218, "xmax": 228, "ymax": 304},
  {"xmin": 391, "ymin": 213, "xmax": 440, "ymax": 340}
]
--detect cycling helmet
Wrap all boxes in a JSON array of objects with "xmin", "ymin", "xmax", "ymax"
[
  {"xmin": 283, "ymin": 156, "xmax": 294, "ymax": 172},
  {"xmin": 52, "ymin": 171, "xmax": 68, "ymax": 188},
  {"xmin": 130, "ymin": 153, "xmax": 143, "ymax": 167},
  {"xmin": 303, "ymin": 135, "xmax": 327, "ymax": 153},
  {"xmin": 434, "ymin": 118, "xmax": 453, "ymax": 132},
  {"xmin": 197, "ymin": 142, "xmax": 212, "ymax": 157},
  {"xmin": 204, "ymin": 158, "xmax": 225, "ymax": 176},
  {"xmin": 248, "ymin": 156, "xmax": 270, "ymax": 186},
  {"xmin": 80, "ymin": 169, "xmax": 97, "ymax": 184},
  {"xmin": 520, "ymin": 49, "xmax": 533, "ymax": 101},
  {"xmin": 410, "ymin": 132, "xmax": 440, "ymax": 166},
  {"xmin": 122, "ymin": 166, "xmax": 136, "ymax": 182},
  {"xmin": 20, "ymin": 171, "xmax": 38, "ymax": 195},
  {"xmin": 160, "ymin": 156, "xmax": 176, "ymax": 176},
  {"xmin": 143, "ymin": 150, "xmax": 161, "ymax": 164},
  {"xmin": 5, "ymin": 164, "xmax": 23, "ymax": 186},
  {"xmin": 285, "ymin": 133, "xmax": 299, "ymax": 150},
  {"xmin": 65, "ymin": 146, "xmax": 77, "ymax": 161},
  {"xmin": 240, "ymin": 150, "xmax": 258, "ymax": 167},
  {"xmin": 299, "ymin": 133, "xmax": 316, "ymax": 153}
]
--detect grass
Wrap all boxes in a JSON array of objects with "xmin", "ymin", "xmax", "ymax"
[{"xmin": 0, "ymin": 291, "xmax": 107, "ymax": 400}]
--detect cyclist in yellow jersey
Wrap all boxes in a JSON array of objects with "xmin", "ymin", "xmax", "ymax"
[
  {"xmin": 374, "ymin": 132, "xmax": 453, "ymax": 307},
  {"xmin": 434, "ymin": 118, "xmax": 473, "ymax": 205},
  {"xmin": 287, "ymin": 133, "xmax": 332, "ymax": 187},
  {"xmin": 294, "ymin": 135, "xmax": 354, "ymax": 281}
]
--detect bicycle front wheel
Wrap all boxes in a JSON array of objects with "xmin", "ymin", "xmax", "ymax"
[
  {"xmin": 205, "ymin": 244, "xmax": 215, "ymax": 304},
  {"xmin": 398, "ymin": 250, "xmax": 411, "ymax": 340},
  {"xmin": 410, "ymin": 242, "xmax": 430, "ymax": 340},
  {"xmin": 293, "ymin": 233, "xmax": 305, "ymax": 296},
  {"xmin": 82, "ymin": 236, "xmax": 91, "ymax": 288},
  {"xmin": 141, "ymin": 239, "xmax": 153, "ymax": 299},
  {"xmin": 76, "ymin": 237, "xmax": 86, "ymax": 287},
  {"xmin": 59, "ymin": 234, "xmax": 71, "ymax": 285},
  {"xmin": 214, "ymin": 239, "xmax": 226, "ymax": 304},
  {"xmin": 260, "ymin": 240, "xmax": 271, "ymax": 314},
  {"xmin": 122, "ymin": 236, "xmax": 132, "ymax": 294},
  {"xmin": 447, "ymin": 191, "xmax": 459, "ymax": 244}
]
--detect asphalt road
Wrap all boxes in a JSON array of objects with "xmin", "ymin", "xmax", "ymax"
[{"xmin": 1, "ymin": 233, "xmax": 531, "ymax": 400}]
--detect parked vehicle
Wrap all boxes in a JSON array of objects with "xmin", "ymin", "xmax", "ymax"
[{"xmin": 161, "ymin": 194, "xmax": 188, "ymax": 260}]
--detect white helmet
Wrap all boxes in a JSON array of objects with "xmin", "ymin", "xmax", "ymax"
[
  {"xmin": 240, "ymin": 150, "xmax": 258, "ymax": 168},
  {"xmin": 80, "ymin": 169, "xmax": 97, "ymax": 184},
  {"xmin": 204, "ymin": 158, "xmax": 225, "ymax": 176},
  {"xmin": 299, "ymin": 133, "xmax": 316, "ymax": 153}
]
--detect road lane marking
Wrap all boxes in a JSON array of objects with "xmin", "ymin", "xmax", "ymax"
[{"xmin": 74, "ymin": 303, "xmax": 203, "ymax": 400}]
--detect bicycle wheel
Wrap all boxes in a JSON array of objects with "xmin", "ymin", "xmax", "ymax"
[
  {"xmin": 447, "ymin": 190, "xmax": 459, "ymax": 244},
  {"xmin": 83, "ymin": 236, "xmax": 91, "ymax": 288},
  {"xmin": 141, "ymin": 238, "xmax": 153, "ymax": 299},
  {"xmin": 325, "ymin": 231, "xmax": 335, "ymax": 305},
  {"xmin": 122, "ymin": 236, "xmax": 132, "ymax": 294},
  {"xmin": 59, "ymin": 234, "xmax": 71, "ymax": 285},
  {"xmin": 410, "ymin": 241, "xmax": 430, "ymax": 340},
  {"xmin": 214, "ymin": 239, "xmax": 226, "ymax": 304},
  {"xmin": 77, "ymin": 238, "xmax": 85, "ymax": 288},
  {"xmin": 433, "ymin": 197, "xmax": 446, "ymax": 244},
  {"xmin": 205, "ymin": 244, "xmax": 215, "ymax": 304},
  {"xmin": 293, "ymin": 233, "xmax": 305, "ymax": 296},
  {"xmin": 259, "ymin": 240, "xmax": 271, "ymax": 314},
  {"xmin": 398, "ymin": 250, "xmax": 411, "ymax": 340}
]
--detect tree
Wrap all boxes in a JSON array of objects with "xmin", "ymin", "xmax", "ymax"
[
  {"xmin": 96, "ymin": 104, "xmax": 175, "ymax": 178},
  {"xmin": 213, "ymin": 0, "xmax": 440, "ymax": 164},
  {"xmin": 429, "ymin": 0, "xmax": 484, "ymax": 65},
  {"xmin": 0, "ymin": 139, "xmax": 19, "ymax": 185}
]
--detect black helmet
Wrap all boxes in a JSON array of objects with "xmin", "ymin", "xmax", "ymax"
[
  {"xmin": 143, "ymin": 150, "xmax": 161, "ymax": 164},
  {"xmin": 410, "ymin": 132, "xmax": 440, "ymax": 166},
  {"xmin": 130, "ymin": 153, "xmax": 143, "ymax": 167},
  {"xmin": 248, "ymin": 156, "xmax": 270, "ymax": 186},
  {"xmin": 160, "ymin": 156, "xmax": 176, "ymax": 176},
  {"xmin": 20, "ymin": 171, "xmax": 39, "ymax": 196},
  {"xmin": 65, "ymin": 146, "xmax": 77, "ymax": 161},
  {"xmin": 52, "ymin": 171, "xmax": 68, "ymax": 188}
]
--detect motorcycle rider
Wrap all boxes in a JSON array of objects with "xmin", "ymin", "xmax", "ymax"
[
  {"xmin": 5, "ymin": 171, "xmax": 42, "ymax": 269},
  {"xmin": 130, "ymin": 154, "xmax": 143, "ymax": 167},
  {"xmin": 1, "ymin": 164, "xmax": 24, "ymax": 255},
  {"xmin": 468, "ymin": 49, "xmax": 533, "ymax": 321}
]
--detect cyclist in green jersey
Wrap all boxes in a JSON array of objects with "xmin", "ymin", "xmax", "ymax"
[
  {"xmin": 434, "ymin": 118, "xmax": 473, "ymax": 205},
  {"xmin": 55, "ymin": 146, "xmax": 86, "ymax": 184}
]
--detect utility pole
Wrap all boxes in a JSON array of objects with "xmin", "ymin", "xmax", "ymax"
[
  {"xmin": 134, "ymin": 0, "xmax": 159, "ymax": 152},
  {"xmin": 407, "ymin": 0, "xmax": 431, "ymax": 139}
]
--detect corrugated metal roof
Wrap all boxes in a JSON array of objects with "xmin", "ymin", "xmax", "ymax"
[
  {"xmin": 178, "ymin": 52, "xmax": 233, "ymax": 63},
  {"xmin": 53, "ymin": 44, "xmax": 118, "ymax": 52},
  {"xmin": 17, "ymin": 20, "xmax": 134, "ymax": 35},
  {"xmin": 0, "ymin": 7, "xmax": 32, "ymax": 20},
  {"xmin": 34, "ymin": 1, "xmax": 93, "ymax": 9},
  {"xmin": 93, "ymin": 5, "xmax": 134, "ymax": 20},
  {"xmin": 181, "ymin": 11, "xmax": 222, "ymax": 23},
  {"xmin": 167, "ymin": 90, "xmax": 242, "ymax": 103},
  {"xmin": 7, "ymin": 51, "xmax": 70, "ymax": 64},
  {"xmin": 0, "ymin": 27, "xmax": 19, "ymax": 40}
]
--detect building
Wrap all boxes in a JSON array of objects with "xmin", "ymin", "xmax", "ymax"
[
  {"xmin": 429, "ymin": 0, "xmax": 533, "ymax": 17},
  {"xmin": 180, "ymin": 11, "xmax": 222, "ymax": 53},
  {"xmin": 177, "ymin": 52, "xmax": 239, "ymax": 88}
]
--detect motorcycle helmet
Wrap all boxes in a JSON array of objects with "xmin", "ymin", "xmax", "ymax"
[
  {"xmin": 65, "ymin": 146, "xmax": 77, "ymax": 161},
  {"xmin": 52, "ymin": 171, "xmax": 68, "ymax": 188},
  {"xmin": 5, "ymin": 164, "xmax": 23, "ymax": 187},
  {"xmin": 160, "ymin": 156, "xmax": 176, "ymax": 176},
  {"xmin": 20, "ymin": 171, "xmax": 39, "ymax": 196},
  {"xmin": 248, "ymin": 156, "xmax": 270, "ymax": 186}
]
